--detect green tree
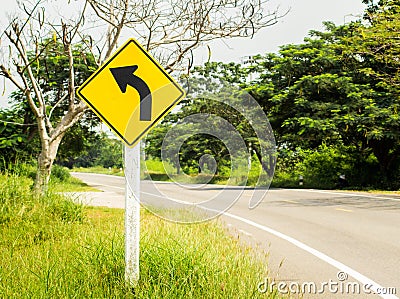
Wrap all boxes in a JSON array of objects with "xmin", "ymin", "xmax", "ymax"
[
  {"xmin": 161, "ymin": 8, "xmax": 400, "ymax": 188},
  {"xmin": 1, "ymin": 39, "xmax": 99, "ymax": 166},
  {"xmin": 351, "ymin": 0, "xmax": 400, "ymax": 89},
  {"xmin": 145, "ymin": 65, "xmax": 276, "ymax": 177},
  {"xmin": 55, "ymin": 123, "xmax": 100, "ymax": 168},
  {"xmin": 93, "ymin": 135, "xmax": 123, "ymax": 169},
  {"xmin": 0, "ymin": 103, "xmax": 38, "ymax": 163},
  {"xmin": 248, "ymin": 16, "xmax": 400, "ymax": 186},
  {"xmin": 0, "ymin": 0, "xmax": 283, "ymax": 193}
]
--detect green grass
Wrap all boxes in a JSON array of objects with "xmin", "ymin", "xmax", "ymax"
[
  {"xmin": 141, "ymin": 158, "xmax": 268, "ymax": 187},
  {"xmin": 72, "ymin": 166, "xmax": 125, "ymax": 176},
  {"xmin": 142, "ymin": 158, "xmax": 176, "ymax": 174},
  {"xmin": 0, "ymin": 172, "xmax": 280, "ymax": 298},
  {"xmin": 50, "ymin": 176, "xmax": 100, "ymax": 192}
]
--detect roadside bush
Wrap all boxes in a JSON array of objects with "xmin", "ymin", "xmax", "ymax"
[
  {"xmin": 0, "ymin": 160, "xmax": 36, "ymax": 178},
  {"xmin": 273, "ymin": 145, "xmax": 356, "ymax": 189},
  {"xmin": 271, "ymin": 170, "xmax": 299, "ymax": 188},
  {"xmin": 299, "ymin": 144, "xmax": 356, "ymax": 189},
  {"xmin": 271, "ymin": 144, "xmax": 400, "ymax": 190},
  {"xmin": 51, "ymin": 164, "xmax": 71, "ymax": 182},
  {"xmin": 0, "ymin": 173, "xmax": 85, "ymax": 227},
  {"xmin": 74, "ymin": 134, "xmax": 123, "ymax": 169}
]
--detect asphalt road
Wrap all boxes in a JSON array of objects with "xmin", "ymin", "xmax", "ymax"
[{"xmin": 71, "ymin": 172, "xmax": 400, "ymax": 299}]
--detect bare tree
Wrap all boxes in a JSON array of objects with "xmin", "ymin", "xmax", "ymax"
[
  {"xmin": 0, "ymin": 0, "xmax": 283, "ymax": 193},
  {"xmin": 88, "ymin": 0, "xmax": 283, "ymax": 71}
]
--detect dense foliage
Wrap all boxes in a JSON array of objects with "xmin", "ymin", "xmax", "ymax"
[
  {"xmin": 146, "ymin": 0, "xmax": 400, "ymax": 189},
  {"xmin": 57, "ymin": 132, "xmax": 123, "ymax": 169},
  {"xmin": 246, "ymin": 1, "xmax": 400, "ymax": 188}
]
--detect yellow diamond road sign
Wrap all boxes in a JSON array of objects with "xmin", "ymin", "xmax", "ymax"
[{"xmin": 77, "ymin": 38, "xmax": 185, "ymax": 147}]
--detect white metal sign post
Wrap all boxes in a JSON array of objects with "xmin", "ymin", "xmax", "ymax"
[{"xmin": 124, "ymin": 144, "xmax": 141, "ymax": 285}]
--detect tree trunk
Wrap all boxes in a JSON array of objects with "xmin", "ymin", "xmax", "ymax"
[
  {"xmin": 253, "ymin": 146, "xmax": 276, "ymax": 177},
  {"xmin": 34, "ymin": 134, "xmax": 64, "ymax": 193},
  {"xmin": 370, "ymin": 140, "xmax": 395, "ymax": 177}
]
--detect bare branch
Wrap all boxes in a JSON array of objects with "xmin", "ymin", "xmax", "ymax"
[
  {"xmin": 0, "ymin": 65, "xmax": 24, "ymax": 91},
  {"xmin": 87, "ymin": 0, "xmax": 285, "ymax": 70},
  {"xmin": 48, "ymin": 93, "xmax": 68, "ymax": 122},
  {"xmin": 50, "ymin": 102, "xmax": 87, "ymax": 142},
  {"xmin": 64, "ymin": 36, "xmax": 76, "ymax": 113},
  {"xmin": 0, "ymin": 119, "xmax": 36, "ymax": 126}
]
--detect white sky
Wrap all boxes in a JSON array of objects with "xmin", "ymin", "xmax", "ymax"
[
  {"xmin": 0, "ymin": 0, "xmax": 366, "ymax": 105},
  {"xmin": 201, "ymin": 0, "xmax": 366, "ymax": 63}
]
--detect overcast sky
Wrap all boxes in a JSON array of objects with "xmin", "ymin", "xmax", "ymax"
[{"xmin": 0, "ymin": 0, "xmax": 366, "ymax": 105}]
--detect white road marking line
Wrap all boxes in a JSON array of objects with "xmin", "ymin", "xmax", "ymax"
[
  {"xmin": 335, "ymin": 208, "xmax": 353, "ymax": 213},
  {"xmin": 81, "ymin": 182, "xmax": 125, "ymax": 190},
  {"xmin": 222, "ymin": 212, "xmax": 398, "ymax": 299},
  {"xmin": 288, "ymin": 189, "xmax": 400, "ymax": 202}
]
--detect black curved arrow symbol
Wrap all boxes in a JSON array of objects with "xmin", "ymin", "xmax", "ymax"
[{"xmin": 110, "ymin": 65, "xmax": 152, "ymax": 121}]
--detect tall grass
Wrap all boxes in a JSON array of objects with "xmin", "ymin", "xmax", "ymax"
[{"xmin": 0, "ymin": 172, "xmax": 279, "ymax": 298}]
